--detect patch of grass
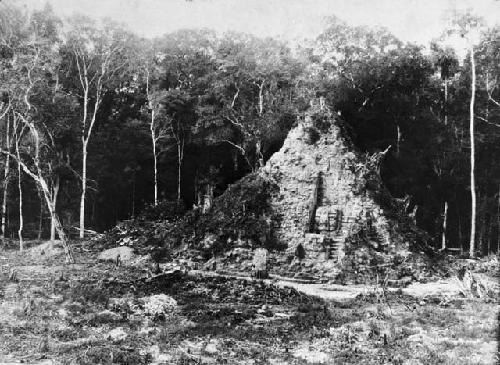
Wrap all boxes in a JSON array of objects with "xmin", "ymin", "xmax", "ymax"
[
  {"xmin": 415, "ymin": 306, "xmax": 458, "ymax": 328},
  {"xmin": 79, "ymin": 346, "xmax": 149, "ymax": 365},
  {"xmin": 52, "ymin": 327, "xmax": 83, "ymax": 341},
  {"xmin": 68, "ymin": 284, "xmax": 110, "ymax": 306}
]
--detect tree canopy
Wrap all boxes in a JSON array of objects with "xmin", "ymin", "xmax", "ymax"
[{"xmin": 0, "ymin": 3, "xmax": 499, "ymax": 256}]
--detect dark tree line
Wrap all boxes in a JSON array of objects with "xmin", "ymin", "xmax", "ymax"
[{"xmin": 0, "ymin": 3, "xmax": 499, "ymax": 257}]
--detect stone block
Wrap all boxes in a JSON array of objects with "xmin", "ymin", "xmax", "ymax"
[{"xmin": 252, "ymin": 248, "xmax": 268, "ymax": 272}]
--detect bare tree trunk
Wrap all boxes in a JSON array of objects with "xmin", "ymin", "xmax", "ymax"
[
  {"xmin": 444, "ymin": 79, "xmax": 448, "ymax": 125},
  {"xmin": 49, "ymin": 215, "xmax": 55, "ymax": 248},
  {"xmin": 50, "ymin": 178, "xmax": 59, "ymax": 242},
  {"xmin": 497, "ymin": 184, "xmax": 500, "ymax": 253},
  {"xmin": 441, "ymin": 201, "xmax": 448, "ymax": 251},
  {"xmin": 19, "ymin": 118, "xmax": 73, "ymax": 261},
  {"xmin": 469, "ymin": 46, "xmax": 477, "ymax": 258},
  {"xmin": 131, "ymin": 172, "xmax": 136, "ymax": 219},
  {"xmin": 15, "ymin": 140, "xmax": 23, "ymax": 251},
  {"xmin": 37, "ymin": 191, "xmax": 43, "ymax": 241},
  {"xmin": 151, "ymin": 110, "xmax": 158, "ymax": 206},
  {"xmin": 177, "ymin": 142, "xmax": 182, "ymax": 202},
  {"xmin": 175, "ymin": 123, "xmax": 185, "ymax": 202},
  {"xmin": 40, "ymin": 182, "xmax": 72, "ymax": 262},
  {"xmin": 202, "ymin": 184, "xmax": 214, "ymax": 214},
  {"xmin": 144, "ymin": 68, "xmax": 160, "ymax": 207},
  {"xmin": 396, "ymin": 124, "xmax": 401, "ymax": 157},
  {"xmin": 3, "ymin": 148, "xmax": 74, "ymax": 263},
  {"xmin": 486, "ymin": 215, "xmax": 492, "ymax": 256},
  {"xmin": 77, "ymin": 72, "xmax": 102, "ymax": 239},
  {"xmin": 1, "ymin": 116, "xmax": 11, "ymax": 245},
  {"xmin": 49, "ymin": 209, "xmax": 70, "ymax": 256},
  {"xmin": 256, "ymin": 140, "xmax": 264, "ymax": 168},
  {"xmin": 74, "ymin": 46, "xmax": 112, "ymax": 239},
  {"xmin": 79, "ymin": 139, "xmax": 87, "ymax": 239},
  {"xmin": 257, "ymin": 81, "xmax": 265, "ymax": 116}
]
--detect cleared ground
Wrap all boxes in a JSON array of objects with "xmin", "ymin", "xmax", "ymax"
[{"xmin": 0, "ymin": 241, "xmax": 498, "ymax": 364}]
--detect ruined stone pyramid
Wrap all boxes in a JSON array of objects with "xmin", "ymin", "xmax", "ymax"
[{"xmin": 260, "ymin": 104, "xmax": 424, "ymax": 280}]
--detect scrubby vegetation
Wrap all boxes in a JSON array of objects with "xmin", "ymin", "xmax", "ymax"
[{"xmin": 0, "ymin": 243, "xmax": 497, "ymax": 364}]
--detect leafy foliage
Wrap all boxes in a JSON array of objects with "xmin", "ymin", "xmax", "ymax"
[
  {"xmin": 0, "ymin": 2, "xmax": 499, "ymax": 256},
  {"xmin": 164, "ymin": 173, "xmax": 281, "ymax": 257},
  {"xmin": 139, "ymin": 200, "xmax": 187, "ymax": 222}
]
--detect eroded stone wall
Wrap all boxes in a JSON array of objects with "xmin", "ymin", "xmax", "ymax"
[{"xmin": 261, "ymin": 107, "xmax": 411, "ymax": 276}]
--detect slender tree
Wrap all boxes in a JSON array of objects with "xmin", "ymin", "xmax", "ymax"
[
  {"xmin": 13, "ymin": 115, "xmax": 25, "ymax": 250},
  {"xmin": 0, "ymin": 105, "xmax": 11, "ymax": 245},
  {"xmin": 443, "ymin": 11, "xmax": 484, "ymax": 256},
  {"xmin": 64, "ymin": 17, "xmax": 128, "ymax": 238},
  {"xmin": 469, "ymin": 43, "xmax": 477, "ymax": 257},
  {"xmin": 2, "ymin": 117, "xmax": 74, "ymax": 261},
  {"xmin": 141, "ymin": 51, "xmax": 169, "ymax": 206}
]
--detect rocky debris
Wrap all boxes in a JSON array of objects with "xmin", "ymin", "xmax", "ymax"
[
  {"xmin": 387, "ymin": 276, "xmax": 413, "ymax": 288},
  {"xmin": 108, "ymin": 296, "xmax": 134, "ymax": 312},
  {"xmin": 148, "ymin": 172, "xmax": 278, "ymax": 264},
  {"xmin": 454, "ymin": 269, "xmax": 499, "ymax": 298},
  {"xmin": 3, "ymin": 283, "xmax": 20, "ymax": 299},
  {"xmin": 252, "ymin": 248, "xmax": 268, "ymax": 278},
  {"xmin": 275, "ymin": 281, "xmax": 362, "ymax": 304},
  {"xmin": 63, "ymin": 301, "xmax": 85, "ymax": 315},
  {"xmin": 141, "ymin": 294, "xmax": 177, "ymax": 318},
  {"xmin": 104, "ymin": 220, "xmax": 143, "ymax": 244},
  {"xmin": 145, "ymin": 344, "xmax": 174, "ymax": 364},
  {"xmin": 95, "ymin": 309, "xmax": 122, "ymax": 323},
  {"xmin": 268, "ymin": 359, "xmax": 290, "ymax": 365},
  {"xmin": 292, "ymin": 347, "xmax": 331, "ymax": 364},
  {"xmin": 107, "ymin": 294, "xmax": 177, "ymax": 318},
  {"xmin": 98, "ymin": 246, "xmax": 142, "ymax": 266},
  {"xmin": 96, "ymin": 219, "xmax": 168, "ymax": 256},
  {"xmin": 401, "ymin": 279, "xmax": 464, "ymax": 298},
  {"xmin": 98, "ymin": 246, "xmax": 135, "ymax": 262},
  {"xmin": 204, "ymin": 339, "xmax": 220, "ymax": 355},
  {"xmin": 201, "ymin": 234, "xmax": 218, "ymax": 251},
  {"xmin": 56, "ymin": 308, "xmax": 69, "ymax": 320},
  {"xmin": 108, "ymin": 327, "xmax": 127, "ymax": 342},
  {"xmin": 28, "ymin": 241, "xmax": 64, "ymax": 258}
]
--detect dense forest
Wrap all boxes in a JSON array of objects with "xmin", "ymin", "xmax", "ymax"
[{"xmin": 1, "ymin": 2, "xmax": 499, "ymax": 257}]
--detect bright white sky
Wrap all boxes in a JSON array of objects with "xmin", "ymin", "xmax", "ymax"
[{"xmin": 20, "ymin": 0, "xmax": 500, "ymax": 45}]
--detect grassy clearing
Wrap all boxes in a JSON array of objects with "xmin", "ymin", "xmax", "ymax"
[{"xmin": 0, "ymin": 242, "xmax": 498, "ymax": 364}]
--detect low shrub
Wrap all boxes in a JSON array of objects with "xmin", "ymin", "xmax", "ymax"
[
  {"xmin": 304, "ymin": 126, "xmax": 321, "ymax": 144},
  {"xmin": 139, "ymin": 200, "xmax": 187, "ymax": 222},
  {"xmin": 311, "ymin": 112, "xmax": 332, "ymax": 133}
]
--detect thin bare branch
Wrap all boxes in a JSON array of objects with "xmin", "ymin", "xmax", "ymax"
[
  {"xmin": 221, "ymin": 139, "xmax": 253, "ymax": 170},
  {"xmin": 477, "ymin": 115, "xmax": 500, "ymax": 128}
]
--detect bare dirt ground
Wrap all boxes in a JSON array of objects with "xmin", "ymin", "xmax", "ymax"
[{"xmin": 0, "ymin": 240, "xmax": 498, "ymax": 364}]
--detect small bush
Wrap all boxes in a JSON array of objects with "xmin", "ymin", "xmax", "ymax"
[
  {"xmin": 154, "ymin": 173, "xmax": 283, "ymax": 261},
  {"xmin": 304, "ymin": 126, "xmax": 321, "ymax": 144},
  {"xmin": 311, "ymin": 113, "xmax": 331, "ymax": 133},
  {"xmin": 139, "ymin": 200, "xmax": 187, "ymax": 222},
  {"xmin": 193, "ymin": 174, "xmax": 282, "ymax": 255}
]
